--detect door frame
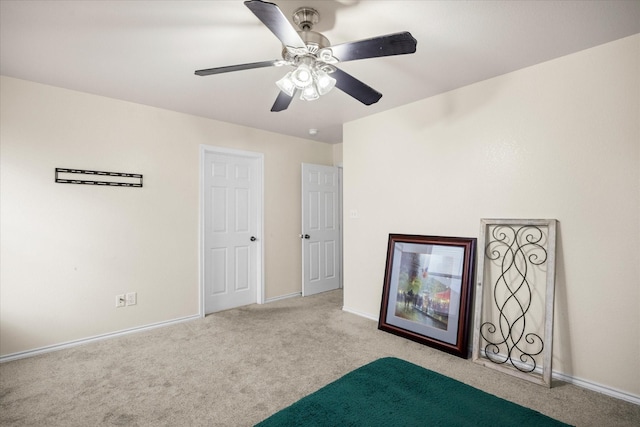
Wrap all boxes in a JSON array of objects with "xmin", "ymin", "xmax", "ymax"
[{"xmin": 199, "ymin": 144, "xmax": 265, "ymax": 317}]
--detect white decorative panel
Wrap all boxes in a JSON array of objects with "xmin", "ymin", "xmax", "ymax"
[
  {"xmin": 473, "ymin": 219, "xmax": 557, "ymax": 387},
  {"xmin": 309, "ymin": 191, "xmax": 320, "ymax": 231},
  {"xmin": 235, "ymin": 188, "xmax": 249, "ymax": 232},
  {"xmin": 309, "ymin": 170, "xmax": 320, "ymax": 185},
  {"xmin": 235, "ymin": 164, "xmax": 250, "ymax": 181},
  {"xmin": 235, "ymin": 246, "xmax": 250, "ymax": 291},
  {"xmin": 210, "ymin": 248, "xmax": 227, "ymax": 295},
  {"xmin": 324, "ymin": 241, "xmax": 336, "ymax": 278},
  {"xmin": 309, "ymin": 241, "xmax": 320, "ymax": 281},
  {"xmin": 212, "ymin": 161, "xmax": 227, "ymax": 178},
  {"xmin": 324, "ymin": 172, "xmax": 335, "ymax": 186},
  {"xmin": 212, "ymin": 187, "xmax": 227, "ymax": 233},
  {"xmin": 324, "ymin": 192, "xmax": 335, "ymax": 229}
]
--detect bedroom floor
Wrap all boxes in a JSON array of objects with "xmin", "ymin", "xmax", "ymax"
[{"xmin": 1, "ymin": 289, "xmax": 638, "ymax": 426}]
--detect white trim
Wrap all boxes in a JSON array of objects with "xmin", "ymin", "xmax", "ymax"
[
  {"xmin": 342, "ymin": 305, "xmax": 378, "ymax": 322},
  {"xmin": 553, "ymin": 371, "xmax": 640, "ymax": 405},
  {"xmin": 0, "ymin": 314, "xmax": 200, "ymax": 363},
  {"xmin": 264, "ymin": 292, "xmax": 301, "ymax": 304},
  {"xmin": 199, "ymin": 145, "xmax": 265, "ymax": 317},
  {"xmin": 343, "ymin": 308, "xmax": 640, "ymax": 405},
  {"xmin": 337, "ymin": 165, "xmax": 343, "ymax": 290}
]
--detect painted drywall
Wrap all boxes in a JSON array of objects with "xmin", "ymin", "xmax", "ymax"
[
  {"xmin": 332, "ymin": 143, "xmax": 343, "ymax": 165},
  {"xmin": 343, "ymin": 35, "xmax": 640, "ymax": 397},
  {"xmin": 0, "ymin": 76, "xmax": 333, "ymax": 357}
]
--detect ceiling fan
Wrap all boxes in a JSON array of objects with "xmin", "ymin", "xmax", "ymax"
[{"xmin": 195, "ymin": 0, "xmax": 417, "ymax": 112}]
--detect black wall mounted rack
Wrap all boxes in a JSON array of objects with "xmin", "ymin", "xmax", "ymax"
[{"xmin": 55, "ymin": 168, "xmax": 143, "ymax": 187}]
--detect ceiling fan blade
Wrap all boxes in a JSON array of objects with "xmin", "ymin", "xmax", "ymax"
[
  {"xmin": 271, "ymin": 91, "xmax": 294, "ymax": 112},
  {"xmin": 195, "ymin": 60, "xmax": 281, "ymax": 76},
  {"xmin": 332, "ymin": 67, "xmax": 382, "ymax": 106},
  {"xmin": 244, "ymin": 0, "xmax": 307, "ymax": 49},
  {"xmin": 330, "ymin": 32, "xmax": 417, "ymax": 62}
]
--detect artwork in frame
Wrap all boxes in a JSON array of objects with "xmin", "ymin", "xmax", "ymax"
[{"xmin": 378, "ymin": 234, "xmax": 476, "ymax": 358}]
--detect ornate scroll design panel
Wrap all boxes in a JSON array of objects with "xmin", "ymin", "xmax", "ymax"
[{"xmin": 472, "ymin": 219, "xmax": 557, "ymax": 387}]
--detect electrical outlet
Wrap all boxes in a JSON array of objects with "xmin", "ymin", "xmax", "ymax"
[
  {"xmin": 115, "ymin": 294, "xmax": 125, "ymax": 308},
  {"xmin": 126, "ymin": 292, "xmax": 137, "ymax": 306}
]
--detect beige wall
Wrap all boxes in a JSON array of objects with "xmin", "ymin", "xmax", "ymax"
[
  {"xmin": 332, "ymin": 143, "xmax": 343, "ymax": 166},
  {"xmin": 343, "ymin": 35, "xmax": 640, "ymax": 397},
  {"xmin": 0, "ymin": 76, "xmax": 333, "ymax": 356}
]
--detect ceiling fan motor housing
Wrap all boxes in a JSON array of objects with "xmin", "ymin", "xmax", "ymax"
[
  {"xmin": 299, "ymin": 30, "xmax": 330, "ymax": 51},
  {"xmin": 293, "ymin": 7, "xmax": 319, "ymax": 31},
  {"xmin": 281, "ymin": 7, "xmax": 330, "ymax": 58}
]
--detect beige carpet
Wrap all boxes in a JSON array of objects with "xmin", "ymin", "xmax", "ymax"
[{"xmin": 1, "ymin": 289, "xmax": 638, "ymax": 426}]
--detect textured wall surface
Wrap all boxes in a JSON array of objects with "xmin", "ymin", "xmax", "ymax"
[
  {"xmin": 343, "ymin": 35, "xmax": 640, "ymax": 397},
  {"xmin": 0, "ymin": 76, "xmax": 333, "ymax": 356}
]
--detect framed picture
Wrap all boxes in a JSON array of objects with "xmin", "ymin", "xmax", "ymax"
[{"xmin": 378, "ymin": 234, "xmax": 476, "ymax": 358}]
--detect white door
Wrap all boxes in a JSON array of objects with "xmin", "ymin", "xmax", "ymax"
[
  {"xmin": 301, "ymin": 163, "xmax": 341, "ymax": 296},
  {"xmin": 203, "ymin": 148, "xmax": 263, "ymax": 314}
]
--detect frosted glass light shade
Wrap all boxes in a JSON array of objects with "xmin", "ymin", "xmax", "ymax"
[
  {"xmin": 300, "ymin": 84, "xmax": 319, "ymax": 101},
  {"xmin": 291, "ymin": 64, "xmax": 313, "ymax": 88},
  {"xmin": 315, "ymin": 70, "xmax": 336, "ymax": 95},
  {"xmin": 276, "ymin": 72, "xmax": 296, "ymax": 96}
]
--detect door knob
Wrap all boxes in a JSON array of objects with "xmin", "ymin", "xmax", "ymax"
[
  {"xmin": 304, "ymin": 234, "xmax": 310, "ymax": 239},
  {"xmin": 250, "ymin": 236, "xmax": 257, "ymax": 241}
]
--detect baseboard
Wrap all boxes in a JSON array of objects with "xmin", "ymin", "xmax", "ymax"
[
  {"xmin": 342, "ymin": 305, "xmax": 378, "ymax": 322},
  {"xmin": 342, "ymin": 307, "xmax": 640, "ymax": 406},
  {"xmin": 264, "ymin": 292, "xmax": 301, "ymax": 304},
  {"xmin": 2, "ymin": 295, "xmax": 303, "ymax": 363},
  {"xmin": 0, "ymin": 314, "xmax": 201, "ymax": 363},
  {"xmin": 553, "ymin": 371, "xmax": 640, "ymax": 405}
]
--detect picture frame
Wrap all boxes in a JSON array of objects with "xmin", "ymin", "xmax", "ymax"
[{"xmin": 378, "ymin": 234, "xmax": 476, "ymax": 358}]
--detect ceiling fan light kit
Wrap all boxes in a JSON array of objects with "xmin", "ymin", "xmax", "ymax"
[
  {"xmin": 195, "ymin": 0, "xmax": 417, "ymax": 112},
  {"xmin": 276, "ymin": 53, "xmax": 337, "ymax": 100}
]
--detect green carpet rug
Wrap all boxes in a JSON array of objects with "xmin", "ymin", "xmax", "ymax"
[{"xmin": 256, "ymin": 357, "xmax": 570, "ymax": 427}]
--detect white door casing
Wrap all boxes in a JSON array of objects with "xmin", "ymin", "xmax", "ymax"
[
  {"xmin": 200, "ymin": 146, "xmax": 264, "ymax": 315},
  {"xmin": 302, "ymin": 163, "xmax": 341, "ymax": 296}
]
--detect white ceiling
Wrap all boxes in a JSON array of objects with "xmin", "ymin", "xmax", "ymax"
[{"xmin": 1, "ymin": 1, "xmax": 639, "ymax": 144}]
